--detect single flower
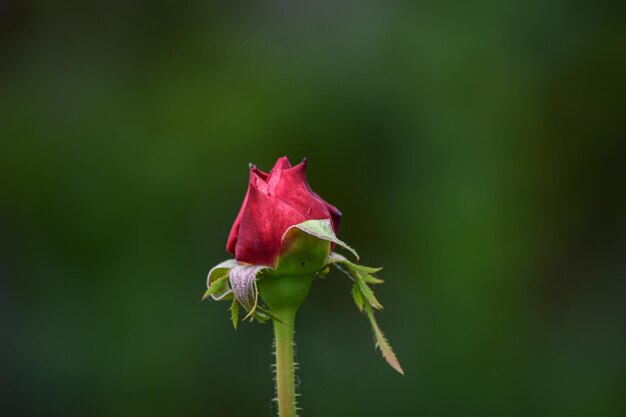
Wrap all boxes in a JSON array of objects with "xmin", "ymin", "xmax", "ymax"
[
  {"xmin": 226, "ymin": 156, "xmax": 341, "ymax": 266},
  {"xmin": 202, "ymin": 156, "xmax": 403, "ymax": 417}
]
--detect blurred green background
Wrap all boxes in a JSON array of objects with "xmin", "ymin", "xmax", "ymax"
[{"xmin": 1, "ymin": 1, "xmax": 625, "ymax": 416}]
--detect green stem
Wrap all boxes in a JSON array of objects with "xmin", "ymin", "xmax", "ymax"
[
  {"xmin": 273, "ymin": 306, "xmax": 298, "ymax": 417},
  {"xmin": 258, "ymin": 274, "xmax": 314, "ymax": 417}
]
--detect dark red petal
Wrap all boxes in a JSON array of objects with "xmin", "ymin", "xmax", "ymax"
[
  {"xmin": 271, "ymin": 156, "xmax": 292, "ymax": 172},
  {"xmin": 226, "ymin": 168, "xmax": 268, "ymax": 255},
  {"xmin": 227, "ymin": 157, "xmax": 343, "ymax": 264},
  {"xmin": 273, "ymin": 159, "xmax": 342, "ymax": 231},
  {"xmin": 250, "ymin": 164, "xmax": 269, "ymax": 181},
  {"xmin": 267, "ymin": 156, "xmax": 292, "ymax": 193},
  {"xmin": 234, "ymin": 184, "xmax": 307, "ymax": 266},
  {"xmin": 323, "ymin": 201, "xmax": 342, "ymax": 232}
]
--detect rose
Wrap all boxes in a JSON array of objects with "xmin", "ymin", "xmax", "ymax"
[
  {"xmin": 226, "ymin": 156, "xmax": 341, "ymax": 266},
  {"xmin": 205, "ymin": 156, "xmax": 404, "ymax": 391}
]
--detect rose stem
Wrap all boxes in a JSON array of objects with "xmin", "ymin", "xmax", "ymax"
[
  {"xmin": 258, "ymin": 274, "xmax": 314, "ymax": 417},
  {"xmin": 273, "ymin": 306, "xmax": 298, "ymax": 417}
]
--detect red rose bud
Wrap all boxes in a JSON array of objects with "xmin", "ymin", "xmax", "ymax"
[
  {"xmin": 204, "ymin": 157, "xmax": 403, "ymax": 376},
  {"xmin": 226, "ymin": 156, "xmax": 341, "ymax": 266}
]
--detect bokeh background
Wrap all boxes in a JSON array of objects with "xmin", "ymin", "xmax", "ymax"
[{"xmin": 1, "ymin": 1, "xmax": 625, "ymax": 416}]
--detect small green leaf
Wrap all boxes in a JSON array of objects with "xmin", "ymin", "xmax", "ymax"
[
  {"xmin": 326, "ymin": 251, "xmax": 385, "ymax": 309},
  {"xmin": 326, "ymin": 252, "xmax": 381, "ymax": 273},
  {"xmin": 326, "ymin": 252, "xmax": 349, "ymax": 265},
  {"xmin": 365, "ymin": 304, "xmax": 404, "ymax": 375},
  {"xmin": 326, "ymin": 253, "xmax": 401, "ymax": 374},
  {"xmin": 230, "ymin": 298, "xmax": 239, "ymax": 330},
  {"xmin": 252, "ymin": 309, "xmax": 270, "ymax": 323},
  {"xmin": 346, "ymin": 263, "xmax": 382, "ymax": 274},
  {"xmin": 201, "ymin": 274, "xmax": 229, "ymax": 301},
  {"xmin": 256, "ymin": 306, "xmax": 286, "ymax": 324},
  {"xmin": 326, "ymin": 253, "xmax": 383, "ymax": 286},
  {"xmin": 356, "ymin": 277, "xmax": 384, "ymax": 310},
  {"xmin": 352, "ymin": 284, "xmax": 364, "ymax": 312},
  {"xmin": 360, "ymin": 272, "xmax": 385, "ymax": 285}
]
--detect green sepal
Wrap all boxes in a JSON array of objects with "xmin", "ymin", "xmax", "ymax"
[
  {"xmin": 230, "ymin": 298, "xmax": 239, "ymax": 330},
  {"xmin": 284, "ymin": 219, "xmax": 359, "ymax": 262},
  {"xmin": 275, "ymin": 226, "xmax": 331, "ymax": 276},
  {"xmin": 256, "ymin": 306, "xmax": 286, "ymax": 324},
  {"xmin": 202, "ymin": 273, "xmax": 230, "ymax": 301},
  {"xmin": 228, "ymin": 265, "xmax": 270, "ymax": 320},
  {"xmin": 206, "ymin": 259, "xmax": 238, "ymax": 300},
  {"xmin": 252, "ymin": 310, "xmax": 269, "ymax": 324},
  {"xmin": 250, "ymin": 306, "xmax": 286, "ymax": 324}
]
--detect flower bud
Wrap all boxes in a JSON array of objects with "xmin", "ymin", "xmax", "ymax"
[
  {"xmin": 226, "ymin": 156, "xmax": 341, "ymax": 267},
  {"xmin": 203, "ymin": 157, "xmax": 403, "ymax": 374}
]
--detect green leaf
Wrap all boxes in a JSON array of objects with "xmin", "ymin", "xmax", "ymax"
[
  {"xmin": 201, "ymin": 273, "xmax": 229, "ymax": 301},
  {"xmin": 252, "ymin": 309, "xmax": 271, "ymax": 324},
  {"xmin": 230, "ymin": 298, "xmax": 239, "ymax": 330},
  {"xmin": 347, "ymin": 263, "xmax": 382, "ymax": 274},
  {"xmin": 287, "ymin": 219, "xmax": 359, "ymax": 261},
  {"xmin": 253, "ymin": 312, "xmax": 268, "ymax": 323},
  {"xmin": 359, "ymin": 272, "xmax": 385, "ymax": 285},
  {"xmin": 326, "ymin": 252, "xmax": 348, "ymax": 265},
  {"xmin": 326, "ymin": 252, "xmax": 381, "ymax": 273},
  {"xmin": 352, "ymin": 284, "xmax": 364, "ymax": 312},
  {"xmin": 326, "ymin": 253, "xmax": 383, "ymax": 285},
  {"xmin": 365, "ymin": 304, "xmax": 404, "ymax": 375},
  {"xmin": 326, "ymin": 251, "xmax": 385, "ymax": 309},
  {"xmin": 326, "ymin": 253, "xmax": 401, "ymax": 374},
  {"xmin": 356, "ymin": 277, "xmax": 384, "ymax": 310},
  {"xmin": 256, "ymin": 306, "xmax": 286, "ymax": 324}
]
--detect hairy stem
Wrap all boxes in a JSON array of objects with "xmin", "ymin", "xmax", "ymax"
[
  {"xmin": 258, "ymin": 274, "xmax": 314, "ymax": 417},
  {"xmin": 273, "ymin": 306, "xmax": 298, "ymax": 417}
]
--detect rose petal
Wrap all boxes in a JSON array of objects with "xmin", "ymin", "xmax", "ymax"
[
  {"xmin": 226, "ymin": 168, "xmax": 269, "ymax": 254},
  {"xmin": 235, "ymin": 183, "xmax": 307, "ymax": 265},
  {"xmin": 267, "ymin": 156, "xmax": 292, "ymax": 193},
  {"xmin": 322, "ymin": 201, "xmax": 342, "ymax": 232},
  {"xmin": 250, "ymin": 164, "xmax": 268, "ymax": 181},
  {"xmin": 227, "ymin": 157, "xmax": 343, "ymax": 265},
  {"xmin": 272, "ymin": 159, "xmax": 339, "ymax": 229}
]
